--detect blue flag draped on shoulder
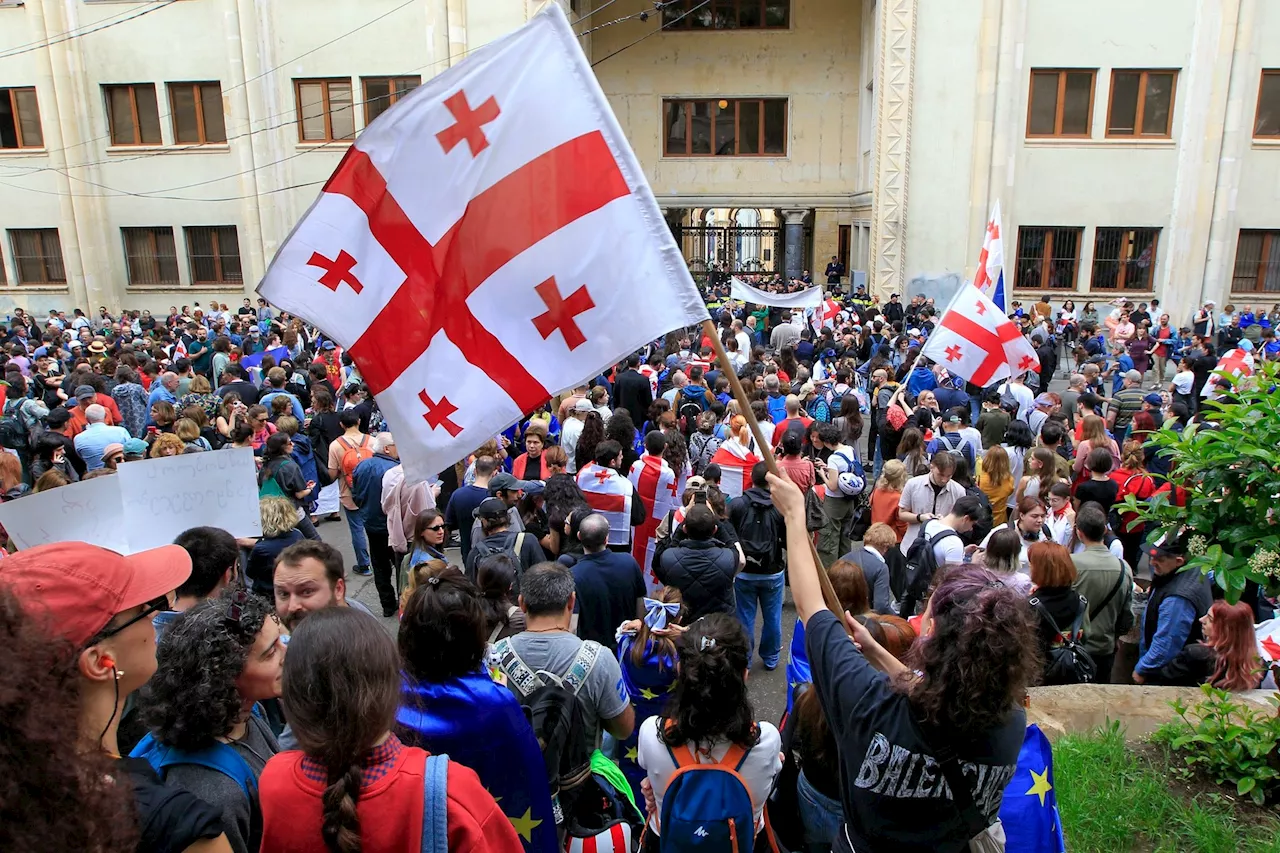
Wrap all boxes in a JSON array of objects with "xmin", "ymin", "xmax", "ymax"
[
  {"xmin": 998, "ymin": 724, "xmax": 1067, "ymax": 853},
  {"xmin": 397, "ymin": 671, "xmax": 558, "ymax": 853},
  {"xmin": 616, "ymin": 634, "xmax": 680, "ymax": 803},
  {"xmin": 239, "ymin": 345, "xmax": 289, "ymax": 369}
]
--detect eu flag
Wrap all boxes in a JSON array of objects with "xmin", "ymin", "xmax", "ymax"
[
  {"xmin": 998, "ymin": 724, "xmax": 1067, "ymax": 853},
  {"xmin": 397, "ymin": 670, "xmax": 558, "ymax": 853},
  {"xmin": 616, "ymin": 634, "xmax": 679, "ymax": 802},
  {"xmin": 785, "ymin": 617, "xmax": 811, "ymax": 713},
  {"xmin": 239, "ymin": 345, "xmax": 290, "ymax": 369}
]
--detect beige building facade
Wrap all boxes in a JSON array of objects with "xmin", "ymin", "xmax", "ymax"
[{"xmin": 1, "ymin": 0, "xmax": 1276, "ymax": 317}]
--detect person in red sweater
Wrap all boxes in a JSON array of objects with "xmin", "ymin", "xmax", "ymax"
[{"xmin": 259, "ymin": 607, "xmax": 523, "ymax": 853}]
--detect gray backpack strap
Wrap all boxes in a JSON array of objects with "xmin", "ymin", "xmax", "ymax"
[
  {"xmin": 560, "ymin": 641, "xmax": 601, "ymax": 696},
  {"xmin": 493, "ymin": 638, "xmax": 544, "ymax": 697}
]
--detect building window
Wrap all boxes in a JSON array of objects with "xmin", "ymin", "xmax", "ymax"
[
  {"xmin": 1015, "ymin": 226, "xmax": 1083, "ymax": 290},
  {"xmin": 0, "ymin": 87, "xmax": 43, "ymax": 149},
  {"xmin": 185, "ymin": 226, "xmax": 242, "ymax": 285},
  {"xmin": 104, "ymin": 84, "xmax": 162, "ymax": 145},
  {"xmin": 1231, "ymin": 231, "xmax": 1280, "ymax": 294},
  {"xmin": 1091, "ymin": 227, "xmax": 1159, "ymax": 291},
  {"xmin": 663, "ymin": 98, "xmax": 787, "ymax": 156},
  {"xmin": 295, "ymin": 79, "xmax": 355, "ymax": 143},
  {"xmin": 1255, "ymin": 71, "xmax": 1280, "ymax": 138},
  {"xmin": 1106, "ymin": 70, "xmax": 1177, "ymax": 137},
  {"xmin": 9, "ymin": 228, "xmax": 65, "ymax": 285},
  {"xmin": 362, "ymin": 76, "xmax": 420, "ymax": 125},
  {"xmin": 837, "ymin": 224, "xmax": 851, "ymax": 271},
  {"xmin": 122, "ymin": 227, "xmax": 179, "ymax": 286},
  {"xmin": 662, "ymin": 0, "xmax": 789, "ymax": 30},
  {"xmin": 168, "ymin": 82, "xmax": 226, "ymax": 144},
  {"xmin": 1026, "ymin": 70, "xmax": 1094, "ymax": 137}
]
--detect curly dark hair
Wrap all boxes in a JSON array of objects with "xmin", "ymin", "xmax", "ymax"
[
  {"xmin": 543, "ymin": 472, "xmax": 589, "ymax": 532},
  {"xmin": 140, "ymin": 589, "xmax": 276, "ymax": 750},
  {"xmin": 661, "ymin": 427, "xmax": 688, "ymax": 478},
  {"xmin": 574, "ymin": 410, "xmax": 606, "ymax": 472},
  {"xmin": 900, "ymin": 566, "xmax": 1040, "ymax": 737},
  {"xmin": 663, "ymin": 613, "xmax": 760, "ymax": 749},
  {"xmin": 605, "ymin": 410, "xmax": 636, "ymax": 454},
  {"xmin": 0, "ymin": 586, "xmax": 138, "ymax": 852}
]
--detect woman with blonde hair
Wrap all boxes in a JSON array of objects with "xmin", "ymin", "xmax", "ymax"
[
  {"xmin": 174, "ymin": 418, "xmax": 210, "ymax": 452},
  {"xmin": 1014, "ymin": 447, "xmax": 1061, "ymax": 513},
  {"xmin": 869, "ymin": 459, "xmax": 908, "ymax": 542},
  {"xmin": 246, "ymin": 496, "xmax": 304, "ymax": 596},
  {"xmin": 148, "ymin": 432, "xmax": 185, "ymax": 458},
  {"xmin": 1072, "ymin": 414, "xmax": 1120, "ymax": 480},
  {"xmin": 977, "ymin": 445, "xmax": 1015, "ymax": 527}
]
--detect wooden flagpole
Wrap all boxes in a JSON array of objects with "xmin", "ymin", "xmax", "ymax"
[{"xmin": 700, "ymin": 319, "xmax": 846, "ymax": 618}]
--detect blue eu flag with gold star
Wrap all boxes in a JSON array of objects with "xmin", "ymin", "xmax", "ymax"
[
  {"xmin": 617, "ymin": 634, "xmax": 679, "ymax": 802},
  {"xmin": 999, "ymin": 724, "xmax": 1067, "ymax": 853},
  {"xmin": 397, "ymin": 671, "xmax": 558, "ymax": 853}
]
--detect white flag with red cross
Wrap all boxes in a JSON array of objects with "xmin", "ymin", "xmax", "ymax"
[
  {"xmin": 1203, "ymin": 347, "xmax": 1254, "ymax": 396},
  {"xmin": 920, "ymin": 282, "xmax": 1040, "ymax": 387},
  {"xmin": 257, "ymin": 4, "xmax": 707, "ymax": 482},
  {"xmin": 709, "ymin": 438, "xmax": 763, "ymax": 500},
  {"xmin": 810, "ymin": 298, "xmax": 841, "ymax": 335}
]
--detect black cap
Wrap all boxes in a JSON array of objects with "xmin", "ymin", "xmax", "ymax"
[
  {"xmin": 475, "ymin": 497, "xmax": 509, "ymax": 520},
  {"xmin": 1147, "ymin": 530, "xmax": 1188, "ymax": 559}
]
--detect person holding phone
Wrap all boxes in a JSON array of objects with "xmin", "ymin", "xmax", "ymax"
[{"xmin": 259, "ymin": 433, "xmax": 320, "ymax": 541}]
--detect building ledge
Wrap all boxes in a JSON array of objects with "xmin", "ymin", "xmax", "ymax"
[
  {"xmin": 1252, "ymin": 138, "xmax": 1280, "ymax": 149},
  {"xmin": 295, "ymin": 142, "xmax": 351, "ymax": 152},
  {"xmin": 1023, "ymin": 138, "xmax": 1176, "ymax": 150},
  {"xmin": 1013, "ymin": 289, "xmax": 1155, "ymax": 299},
  {"xmin": 0, "ymin": 285, "xmax": 69, "ymax": 292},
  {"xmin": 0, "ymin": 148, "xmax": 46, "ymax": 158},
  {"xmin": 126, "ymin": 285, "xmax": 247, "ymax": 293},
  {"xmin": 106, "ymin": 144, "xmax": 231, "ymax": 156}
]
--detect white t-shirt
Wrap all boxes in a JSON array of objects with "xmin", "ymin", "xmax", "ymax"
[
  {"xmin": 734, "ymin": 331, "xmax": 753, "ymax": 356},
  {"xmin": 1172, "ymin": 370, "xmax": 1194, "ymax": 395},
  {"xmin": 980, "ymin": 522, "xmax": 1051, "ymax": 571},
  {"xmin": 638, "ymin": 716, "xmax": 782, "ymax": 835},
  {"xmin": 999, "ymin": 381, "xmax": 1035, "ymax": 421},
  {"xmin": 920, "ymin": 519, "xmax": 966, "ymax": 566}
]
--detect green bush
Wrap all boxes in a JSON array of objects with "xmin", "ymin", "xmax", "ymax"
[
  {"xmin": 1119, "ymin": 358, "xmax": 1280, "ymax": 601},
  {"xmin": 1152, "ymin": 684, "xmax": 1280, "ymax": 805}
]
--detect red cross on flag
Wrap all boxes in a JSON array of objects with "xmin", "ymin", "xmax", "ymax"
[
  {"xmin": 810, "ymin": 298, "xmax": 841, "ymax": 335},
  {"xmin": 629, "ymin": 453, "xmax": 678, "ymax": 592},
  {"xmin": 257, "ymin": 5, "xmax": 707, "ymax": 482},
  {"xmin": 920, "ymin": 282, "xmax": 1040, "ymax": 387},
  {"xmin": 1203, "ymin": 347, "xmax": 1254, "ymax": 396}
]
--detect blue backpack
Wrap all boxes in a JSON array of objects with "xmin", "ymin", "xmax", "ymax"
[
  {"xmin": 658, "ymin": 723, "xmax": 760, "ymax": 853},
  {"xmin": 765, "ymin": 393, "xmax": 788, "ymax": 425}
]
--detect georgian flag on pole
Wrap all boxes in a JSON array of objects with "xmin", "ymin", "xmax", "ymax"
[
  {"xmin": 973, "ymin": 201, "xmax": 1007, "ymax": 315},
  {"xmin": 257, "ymin": 4, "xmax": 707, "ymax": 482},
  {"xmin": 921, "ymin": 282, "xmax": 1041, "ymax": 387}
]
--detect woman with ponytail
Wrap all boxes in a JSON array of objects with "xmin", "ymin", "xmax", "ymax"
[
  {"xmin": 615, "ymin": 587, "xmax": 688, "ymax": 802},
  {"xmin": 637, "ymin": 613, "xmax": 782, "ymax": 852},
  {"xmin": 259, "ymin": 606, "xmax": 523, "ymax": 853},
  {"xmin": 768, "ymin": 470, "xmax": 1040, "ymax": 852}
]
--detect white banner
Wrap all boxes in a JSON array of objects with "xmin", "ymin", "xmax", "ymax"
[
  {"xmin": 729, "ymin": 277, "xmax": 824, "ymax": 309},
  {"xmin": 0, "ymin": 447, "xmax": 263, "ymax": 554}
]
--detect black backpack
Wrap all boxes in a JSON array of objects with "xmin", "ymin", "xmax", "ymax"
[
  {"xmin": 0, "ymin": 398, "xmax": 32, "ymax": 451},
  {"xmin": 1031, "ymin": 595, "xmax": 1097, "ymax": 685},
  {"xmin": 677, "ymin": 387, "xmax": 706, "ymax": 436},
  {"xmin": 899, "ymin": 528, "xmax": 960, "ymax": 616},
  {"xmin": 735, "ymin": 499, "xmax": 779, "ymax": 572},
  {"xmin": 493, "ymin": 638, "xmax": 598, "ymax": 828}
]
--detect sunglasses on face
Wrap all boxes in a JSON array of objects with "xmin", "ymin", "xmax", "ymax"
[
  {"xmin": 425, "ymin": 523, "xmax": 446, "ymax": 532},
  {"xmin": 92, "ymin": 594, "xmax": 171, "ymax": 643}
]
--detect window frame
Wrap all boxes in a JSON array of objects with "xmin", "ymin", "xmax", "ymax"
[
  {"xmin": 0, "ymin": 86, "xmax": 43, "ymax": 149},
  {"xmin": 1025, "ymin": 69, "xmax": 1096, "ymax": 139},
  {"xmin": 1230, "ymin": 230, "xmax": 1280, "ymax": 294},
  {"xmin": 1254, "ymin": 70, "xmax": 1280, "ymax": 139},
  {"xmin": 1105, "ymin": 69, "xmax": 1178, "ymax": 139},
  {"xmin": 662, "ymin": 0, "xmax": 791, "ymax": 31},
  {"xmin": 662, "ymin": 97, "xmax": 788, "ymax": 157},
  {"xmin": 103, "ymin": 83, "xmax": 162, "ymax": 146},
  {"xmin": 184, "ymin": 225, "xmax": 243, "ymax": 286},
  {"xmin": 166, "ymin": 81, "xmax": 226, "ymax": 145},
  {"xmin": 122, "ymin": 227, "xmax": 179, "ymax": 286},
  {"xmin": 361, "ymin": 76, "xmax": 421, "ymax": 126},
  {"xmin": 1090, "ymin": 227, "xmax": 1160, "ymax": 292},
  {"xmin": 293, "ymin": 78, "xmax": 355, "ymax": 144},
  {"xmin": 9, "ymin": 228, "xmax": 65, "ymax": 286},
  {"xmin": 1014, "ymin": 226, "xmax": 1085, "ymax": 291}
]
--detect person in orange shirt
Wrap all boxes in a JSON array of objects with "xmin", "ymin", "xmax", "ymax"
[
  {"xmin": 868, "ymin": 459, "xmax": 908, "ymax": 542},
  {"xmin": 66, "ymin": 384, "xmax": 122, "ymax": 437}
]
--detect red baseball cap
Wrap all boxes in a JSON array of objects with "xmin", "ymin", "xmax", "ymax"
[{"xmin": 0, "ymin": 542, "xmax": 192, "ymax": 646}]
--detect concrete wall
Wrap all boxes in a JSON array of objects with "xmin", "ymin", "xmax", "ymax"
[
  {"xmin": 590, "ymin": 0, "xmax": 863, "ymax": 209},
  {"xmin": 904, "ymin": 0, "xmax": 1280, "ymax": 311},
  {"xmin": 0, "ymin": 0, "xmax": 546, "ymax": 314}
]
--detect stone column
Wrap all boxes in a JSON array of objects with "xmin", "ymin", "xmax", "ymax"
[
  {"xmin": 782, "ymin": 209, "xmax": 809, "ymax": 280},
  {"xmin": 869, "ymin": 0, "xmax": 919, "ymax": 301}
]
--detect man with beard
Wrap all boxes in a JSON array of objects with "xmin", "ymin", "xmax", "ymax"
[{"xmin": 272, "ymin": 540, "xmax": 374, "ymax": 635}]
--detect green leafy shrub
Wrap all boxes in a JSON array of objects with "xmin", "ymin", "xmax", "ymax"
[
  {"xmin": 1152, "ymin": 684, "xmax": 1280, "ymax": 805},
  {"xmin": 1118, "ymin": 358, "xmax": 1280, "ymax": 602}
]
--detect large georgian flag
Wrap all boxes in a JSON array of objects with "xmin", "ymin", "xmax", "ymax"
[
  {"xmin": 577, "ymin": 462, "xmax": 635, "ymax": 548},
  {"xmin": 921, "ymin": 282, "xmax": 1041, "ymax": 387},
  {"xmin": 257, "ymin": 4, "xmax": 707, "ymax": 482}
]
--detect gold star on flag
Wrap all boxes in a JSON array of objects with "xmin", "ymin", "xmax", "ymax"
[
  {"xmin": 507, "ymin": 807, "xmax": 543, "ymax": 842},
  {"xmin": 1026, "ymin": 767, "xmax": 1053, "ymax": 807},
  {"xmin": 639, "ymin": 688, "xmax": 658, "ymax": 700},
  {"xmin": 626, "ymin": 746, "xmax": 638, "ymax": 761}
]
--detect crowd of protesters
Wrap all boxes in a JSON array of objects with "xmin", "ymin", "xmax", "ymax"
[{"xmin": 1, "ymin": 284, "xmax": 1277, "ymax": 853}]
